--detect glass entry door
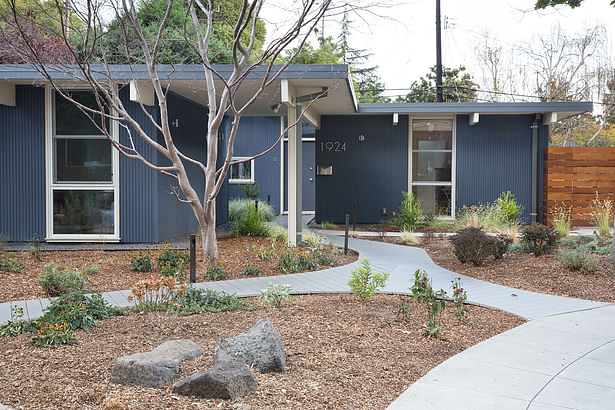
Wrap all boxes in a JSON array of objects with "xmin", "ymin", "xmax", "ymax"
[{"xmin": 410, "ymin": 119, "xmax": 454, "ymax": 217}]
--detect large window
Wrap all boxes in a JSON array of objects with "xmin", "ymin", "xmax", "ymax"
[
  {"xmin": 410, "ymin": 119, "xmax": 454, "ymax": 217},
  {"xmin": 48, "ymin": 90, "xmax": 118, "ymax": 240}
]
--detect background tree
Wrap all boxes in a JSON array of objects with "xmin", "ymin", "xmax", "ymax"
[
  {"xmin": 5, "ymin": 0, "xmax": 343, "ymax": 261},
  {"xmin": 280, "ymin": 35, "xmax": 343, "ymax": 64},
  {"xmin": 535, "ymin": 0, "xmax": 615, "ymax": 8},
  {"xmin": 396, "ymin": 65, "xmax": 478, "ymax": 103}
]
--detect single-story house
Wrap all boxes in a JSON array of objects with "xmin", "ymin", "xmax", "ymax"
[{"xmin": 0, "ymin": 64, "xmax": 592, "ymax": 243}]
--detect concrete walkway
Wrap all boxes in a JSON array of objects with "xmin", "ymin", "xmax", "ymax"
[{"xmin": 1, "ymin": 236, "xmax": 613, "ymax": 409}]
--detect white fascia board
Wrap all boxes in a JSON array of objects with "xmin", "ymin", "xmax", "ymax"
[
  {"xmin": 0, "ymin": 80, "xmax": 16, "ymax": 106},
  {"xmin": 129, "ymin": 80, "xmax": 155, "ymax": 106}
]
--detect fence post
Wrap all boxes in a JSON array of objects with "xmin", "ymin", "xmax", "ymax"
[
  {"xmin": 189, "ymin": 234, "xmax": 196, "ymax": 283},
  {"xmin": 344, "ymin": 214, "xmax": 350, "ymax": 255}
]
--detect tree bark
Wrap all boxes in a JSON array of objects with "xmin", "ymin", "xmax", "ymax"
[
  {"xmin": 202, "ymin": 201, "xmax": 218, "ymax": 262},
  {"xmin": 611, "ymin": 215, "xmax": 615, "ymax": 264}
]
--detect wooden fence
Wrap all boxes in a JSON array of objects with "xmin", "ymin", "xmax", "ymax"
[{"xmin": 544, "ymin": 147, "xmax": 615, "ymax": 226}]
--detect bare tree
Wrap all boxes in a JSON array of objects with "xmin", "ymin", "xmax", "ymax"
[{"xmin": 3, "ymin": 0, "xmax": 371, "ymax": 261}]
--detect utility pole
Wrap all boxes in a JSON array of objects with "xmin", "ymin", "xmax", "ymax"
[{"xmin": 435, "ymin": 0, "xmax": 443, "ymax": 102}]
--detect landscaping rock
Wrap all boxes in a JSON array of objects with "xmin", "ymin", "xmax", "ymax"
[
  {"xmin": 0, "ymin": 405, "xmax": 14, "ymax": 410},
  {"xmin": 218, "ymin": 318, "xmax": 286, "ymax": 373},
  {"xmin": 172, "ymin": 359, "xmax": 258, "ymax": 400},
  {"xmin": 110, "ymin": 339, "xmax": 203, "ymax": 388}
]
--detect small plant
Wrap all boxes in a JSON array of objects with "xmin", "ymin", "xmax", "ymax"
[
  {"xmin": 156, "ymin": 244, "xmax": 189, "ymax": 272},
  {"xmin": 0, "ymin": 307, "xmax": 37, "ymax": 336},
  {"xmin": 312, "ymin": 244, "xmax": 340, "ymax": 266},
  {"xmin": 549, "ymin": 203, "xmax": 572, "ymax": 237},
  {"xmin": 242, "ymin": 265, "xmax": 261, "ymax": 277},
  {"xmin": 347, "ymin": 258, "xmax": 390, "ymax": 302},
  {"xmin": 267, "ymin": 224, "xmax": 288, "ymax": 243},
  {"xmin": 30, "ymin": 233, "xmax": 41, "ymax": 261},
  {"xmin": 521, "ymin": 224, "xmax": 559, "ymax": 257},
  {"xmin": 130, "ymin": 251, "xmax": 152, "ymax": 272},
  {"xmin": 82, "ymin": 264, "xmax": 101, "ymax": 276},
  {"xmin": 0, "ymin": 238, "xmax": 24, "ymax": 274},
  {"xmin": 508, "ymin": 242, "xmax": 529, "ymax": 254},
  {"xmin": 253, "ymin": 241, "xmax": 276, "ymax": 260},
  {"xmin": 205, "ymin": 258, "xmax": 228, "ymax": 280},
  {"xmin": 30, "ymin": 322, "xmax": 77, "ymax": 348},
  {"xmin": 239, "ymin": 183, "xmax": 260, "ymax": 200},
  {"xmin": 496, "ymin": 191, "xmax": 524, "ymax": 225},
  {"xmin": 421, "ymin": 230, "xmax": 435, "ymax": 245},
  {"xmin": 38, "ymin": 292, "xmax": 123, "ymax": 331},
  {"xmin": 303, "ymin": 230, "xmax": 325, "ymax": 248},
  {"xmin": 410, "ymin": 270, "xmax": 447, "ymax": 338},
  {"xmin": 492, "ymin": 234, "xmax": 513, "ymax": 259},
  {"xmin": 229, "ymin": 199, "xmax": 275, "ymax": 223},
  {"xmin": 38, "ymin": 264, "xmax": 86, "ymax": 297},
  {"xmin": 169, "ymin": 287, "xmax": 254, "ymax": 315},
  {"xmin": 277, "ymin": 248, "xmax": 319, "ymax": 273},
  {"xmin": 399, "ymin": 230, "xmax": 419, "ymax": 245},
  {"xmin": 371, "ymin": 221, "xmax": 390, "ymax": 239},
  {"xmin": 397, "ymin": 296, "xmax": 414, "ymax": 320},
  {"xmin": 128, "ymin": 276, "xmax": 187, "ymax": 312},
  {"xmin": 450, "ymin": 227, "xmax": 495, "ymax": 266},
  {"xmin": 234, "ymin": 201, "xmax": 268, "ymax": 236},
  {"xmin": 591, "ymin": 193, "xmax": 614, "ymax": 240},
  {"xmin": 451, "ymin": 278, "xmax": 469, "ymax": 324},
  {"xmin": 322, "ymin": 220, "xmax": 338, "ymax": 230},
  {"xmin": 258, "ymin": 283, "xmax": 294, "ymax": 308},
  {"xmin": 393, "ymin": 191, "xmax": 422, "ymax": 230},
  {"xmin": 558, "ymin": 248, "xmax": 598, "ymax": 273}
]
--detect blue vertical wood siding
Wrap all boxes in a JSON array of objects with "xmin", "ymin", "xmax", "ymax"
[
  {"xmin": 227, "ymin": 116, "xmax": 281, "ymax": 212},
  {"xmin": 455, "ymin": 114, "xmax": 548, "ymax": 223},
  {"xmin": 0, "ymin": 86, "xmax": 46, "ymax": 241},
  {"xmin": 316, "ymin": 115, "xmax": 409, "ymax": 224}
]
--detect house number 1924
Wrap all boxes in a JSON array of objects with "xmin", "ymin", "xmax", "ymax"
[{"xmin": 320, "ymin": 141, "xmax": 347, "ymax": 152}]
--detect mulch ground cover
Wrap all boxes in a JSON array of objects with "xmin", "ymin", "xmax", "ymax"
[
  {"xmin": 0, "ymin": 293, "xmax": 523, "ymax": 409},
  {"xmin": 0, "ymin": 236, "xmax": 357, "ymax": 303},
  {"xmin": 373, "ymin": 236, "xmax": 615, "ymax": 304}
]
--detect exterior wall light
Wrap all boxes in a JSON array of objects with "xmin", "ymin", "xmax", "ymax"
[{"xmin": 358, "ymin": 134, "xmax": 365, "ymax": 142}]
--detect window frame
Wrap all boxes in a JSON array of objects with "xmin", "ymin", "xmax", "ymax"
[
  {"xmin": 408, "ymin": 116, "xmax": 456, "ymax": 219},
  {"xmin": 45, "ymin": 86, "xmax": 120, "ymax": 242},
  {"xmin": 228, "ymin": 157, "xmax": 255, "ymax": 184}
]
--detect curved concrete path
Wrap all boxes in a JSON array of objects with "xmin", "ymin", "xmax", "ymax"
[{"xmin": 0, "ymin": 236, "xmax": 613, "ymax": 409}]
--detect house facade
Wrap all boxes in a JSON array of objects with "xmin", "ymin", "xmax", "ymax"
[{"xmin": 0, "ymin": 64, "xmax": 592, "ymax": 243}]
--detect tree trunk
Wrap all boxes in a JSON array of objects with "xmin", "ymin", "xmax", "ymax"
[
  {"xmin": 202, "ymin": 201, "xmax": 218, "ymax": 263},
  {"xmin": 611, "ymin": 215, "xmax": 615, "ymax": 264}
]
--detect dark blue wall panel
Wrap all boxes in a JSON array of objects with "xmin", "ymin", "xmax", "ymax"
[
  {"xmin": 227, "ymin": 116, "xmax": 282, "ymax": 212},
  {"xmin": 0, "ymin": 86, "xmax": 46, "ymax": 241},
  {"xmin": 316, "ymin": 115, "xmax": 409, "ymax": 224},
  {"xmin": 119, "ymin": 86, "xmax": 160, "ymax": 243},
  {"xmin": 456, "ymin": 114, "xmax": 546, "ymax": 223}
]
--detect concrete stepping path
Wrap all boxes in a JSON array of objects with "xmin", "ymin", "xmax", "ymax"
[{"xmin": 0, "ymin": 236, "xmax": 612, "ymax": 409}]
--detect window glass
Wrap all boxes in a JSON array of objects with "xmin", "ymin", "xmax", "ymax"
[
  {"xmin": 55, "ymin": 91, "xmax": 110, "ymax": 135},
  {"xmin": 53, "ymin": 190, "xmax": 114, "ymax": 234},
  {"xmin": 412, "ymin": 152, "xmax": 452, "ymax": 182},
  {"xmin": 412, "ymin": 119, "xmax": 453, "ymax": 150},
  {"xmin": 412, "ymin": 185, "xmax": 452, "ymax": 216},
  {"xmin": 55, "ymin": 138, "xmax": 112, "ymax": 182},
  {"xmin": 229, "ymin": 159, "xmax": 253, "ymax": 182}
]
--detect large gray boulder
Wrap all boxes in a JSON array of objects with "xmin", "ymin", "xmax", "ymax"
[
  {"xmin": 172, "ymin": 358, "xmax": 258, "ymax": 400},
  {"xmin": 110, "ymin": 339, "xmax": 203, "ymax": 388},
  {"xmin": 218, "ymin": 318, "xmax": 286, "ymax": 373}
]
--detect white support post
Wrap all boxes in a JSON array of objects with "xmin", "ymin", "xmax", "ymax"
[
  {"xmin": 0, "ymin": 81, "xmax": 16, "ymax": 106},
  {"xmin": 129, "ymin": 80, "xmax": 155, "ymax": 106},
  {"xmin": 282, "ymin": 80, "xmax": 301, "ymax": 246}
]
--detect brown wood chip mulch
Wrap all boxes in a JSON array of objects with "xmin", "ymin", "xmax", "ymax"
[
  {"xmin": 0, "ymin": 236, "xmax": 357, "ymax": 303},
  {"xmin": 0, "ymin": 294, "xmax": 523, "ymax": 409}
]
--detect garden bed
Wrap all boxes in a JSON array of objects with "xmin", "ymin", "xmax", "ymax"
[
  {"xmin": 374, "ymin": 236, "xmax": 615, "ymax": 304},
  {"xmin": 0, "ymin": 236, "xmax": 357, "ymax": 303},
  {"xmin": 0, "ymin": 293, "xmax": 523, "ymax": 409}
]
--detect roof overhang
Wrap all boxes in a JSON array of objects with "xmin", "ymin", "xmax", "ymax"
[
  {"xmin": 358, "ymin": 102, "xmax": 593, "ymax": 120},
  {"xmin": 0, "ymin": 64, "xmax": 358, "ymax": 116}
]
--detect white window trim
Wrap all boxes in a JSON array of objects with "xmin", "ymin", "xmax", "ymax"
[
  {"xmin": 45, "ymin": 85, "xmax": 120, "ymax": 242},
  {"xmin": 228, "ymin": 156, "xmax": 255, "ymax": 184},
  {"xmin": 408, "ymin": 115, "xmax": 457, "ymax": 219}
]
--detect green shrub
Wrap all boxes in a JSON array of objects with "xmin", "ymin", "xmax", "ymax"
[
  {"xmin": 242, "ymin": 266, "xmax": 261, "ymax": 277},
  {"xmin": 507, "ymin": 242, "xmax": 529, "ymax": 254},
  {"xmin": 30, "ymin": 322, "xmax": 77, "ymax": 348},
  {"xmin": 38, "ymin": 264, "xmax": 86, "ymax": 297},
  {"xmin": 558, "ymin": 249, "xmax": 598, "ymax": 273},
  {"xmin": 347, "ymin": 258, "xmax": 390, "ymax": 302},
  {"xmin": 228, "ymin": 199, "xmax": 275, "ymax": 223},
  {"xmin": 450, "ymin": 227, "xmax": 495, "ymax": 266},
  {"xmin": 0, "ymin": 307, "xmax": 38, "ymax": 336},
  {"xmin": 258, "ymin": 283, "xmax": 294, "ymax": 308},
  {"xmin": 277, "ymin": 248, "xmax": 319, "ymax": 273},
  {"xmin": 267, "ymin": 224, "xmax": 288, "ymax": 243},
  {"xmin": 456, "ymin": 201, "xmax": 519, "ymax": 233},
  {"xmin": 521, "ymin": 224, "xmax": 559, "ymax": 257},
  {"xmin": 234, "ymin": 201, "xmax": 268, "ymax": 236},
  {"xmin": 82, "ymin": 264, "xmax": 101, "ymax": 276},
  {"xmin": 169, "ymin": 287, "xmax": 254, "ymax": 315},
  {"xmin": 322, "ymin": 221, "xmax": 338, "ymax": 230},
  {"xmin": 303, "ymin": 230, "xmax": 325, "ymax": 248},
  {"xmin": 130, "ymin": 251, "xmax": 152, "ymax": 272},
  {"xmin": 205, "ymin": 259, "xmax": 228, "ymax": 280},
  {"xmin": 496, "ymin": 191, "xmax": 524, "ymax": 225},
  {"xmin": 156, "ymin": 245, "xmax": 189, "ymax": 279},
  {"xmin": 393, "ymin": 191, "xmax": 422, "ymax": 230},
  {"xmin": 493, "ymin": 234, "xmax": 513, "ymax": 259},
  {"xmin": 239, "ymin": 183, "xmax": 260, "ymax": 200},
  {"xmin": 38, "ymin": 292, "xmax": 124, "ymax": 331},
  {"xmin": 312, "ymin": 244, "xmax": 340, "ymax": 266}
]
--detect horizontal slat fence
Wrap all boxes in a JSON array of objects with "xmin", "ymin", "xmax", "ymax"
[{"xmin": 544, "ymin": 147, "xmax": 615, "ymax": 226}]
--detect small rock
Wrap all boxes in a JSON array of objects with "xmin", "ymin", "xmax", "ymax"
[
  {"xmin": 0, "ymin": 405, "xmax": 14, "ymax": 410},
  {"xmin": 110, "ymin": 339, "xmax": 203, "ymax": 388},
  {"xmin": 218, "ymin": 318, "xmax": 286, "ymax": 373},
  {"xmin": 172, "ymin": 360, "xmax": 258, "ymax": 400}
]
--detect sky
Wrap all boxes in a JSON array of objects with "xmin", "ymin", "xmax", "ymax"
[{"xmin": 262, "ymin": 0, "xmax": 615, "ymax": 102}]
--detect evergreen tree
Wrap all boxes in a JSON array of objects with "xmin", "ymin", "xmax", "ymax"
[{"xmin": 396, "ymin": 66, "xmax": 478, "ymax": 103}]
